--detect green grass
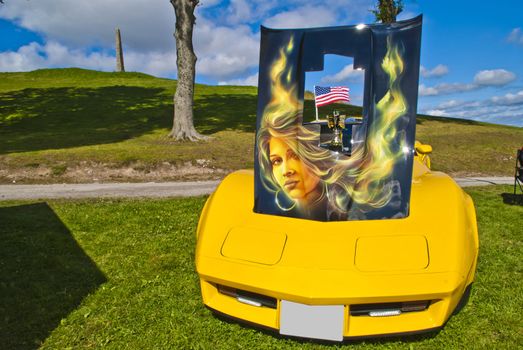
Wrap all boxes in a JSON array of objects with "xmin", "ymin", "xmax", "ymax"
[
  {"xmin": 415, "ymin": 115, "xmax": 523, "ymax": 176},
  {"xmin": 1, "ymin": 185, "xmax": 521, "ymax": 349},
  {"xmin": 1, "ymin": 68, "xmax": 522, "ymax": 183},
  {"xmin": 0, "ymin": 69, "xmax": 258, "ymax": 183}
]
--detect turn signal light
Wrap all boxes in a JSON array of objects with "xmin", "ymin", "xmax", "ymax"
[
  {"xmin": 217, "ymin": 284, "xmax": 277, "ymax": 309},
  {"xmin": 350, "ymin": 300, "xmax": 430, "ymax": 317}
]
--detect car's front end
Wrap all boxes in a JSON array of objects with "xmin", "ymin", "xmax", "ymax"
[{"xmin": 195, "ymin": 162, "xmax": 478, "ymax": 340}]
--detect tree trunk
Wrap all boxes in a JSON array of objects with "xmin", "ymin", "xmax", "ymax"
[{"xmin": 169, "ymin": 0, "xmax": 207, "ymax": 141}]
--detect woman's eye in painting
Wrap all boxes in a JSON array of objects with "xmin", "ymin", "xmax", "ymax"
[
  {"xmin": 271, "ymin": 157, "xmax": 282, "ymax": 166},
  {"xmin": 289, "ymin": 151, "xmax": 299, "ymax": 160}
]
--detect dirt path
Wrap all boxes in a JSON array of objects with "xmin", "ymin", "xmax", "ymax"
[
  {"xmin": 0, "ymin": 181, "xmax": 220, "ymax": 200},
  {"xmin": 0, "ymin": 177, "xmax": 515, "ymax": 200}
]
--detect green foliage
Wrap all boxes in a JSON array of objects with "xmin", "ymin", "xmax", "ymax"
[
  {"xmin": 51, "ymin": 164, "xmax": 68, "ymax": 176},
  {"xmin": 0, "ymin": 185, "xmax": 521, "ymax": 348},
  {"xmin": 371, "ymin": 0, "xmax": 404, "ymax": 23}
]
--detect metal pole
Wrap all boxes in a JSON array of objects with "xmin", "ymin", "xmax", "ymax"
[{"xmin": 314, "ymin": 86, "xmax": 319, "ymax": 121}]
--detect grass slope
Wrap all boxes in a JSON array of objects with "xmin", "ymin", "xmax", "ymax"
[
  {"xmin": 1, "ymin": 68, "xmax": 521, "ymax": 183},
  {"xmin": 1, "ymin": 185, "xmax": 521, "ymax": 349}
]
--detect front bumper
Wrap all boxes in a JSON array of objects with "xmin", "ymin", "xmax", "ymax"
[{"xmin": 198, "ymin": 266, "xmax": 471, "ymax": 339}]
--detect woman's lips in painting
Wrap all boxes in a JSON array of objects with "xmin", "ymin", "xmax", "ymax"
[{"xmin": 284, "ymin": 180, "xmax": 299, "ymax": 190}]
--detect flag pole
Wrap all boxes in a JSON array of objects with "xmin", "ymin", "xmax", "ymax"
[{"xmin": 314, "ymin": 86, "xmax": 319, "ymax": 121}]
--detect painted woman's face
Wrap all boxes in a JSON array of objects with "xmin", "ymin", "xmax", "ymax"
[{"xmin": 269, "ymin": 137, "xmax": 320, "ymax": 201}]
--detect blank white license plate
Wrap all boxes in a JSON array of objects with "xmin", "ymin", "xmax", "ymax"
[{"xmin": 279, "ymin": 300, "xmax": 344, "ymax": 341}]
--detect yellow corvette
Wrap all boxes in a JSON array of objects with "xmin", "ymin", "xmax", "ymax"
[
  {"xmin": 195, "ymin": 17, "xmax": 478, "ymax": 341},
  {"xmin": 195, "ymin": 147, "xmax": 478, "ymax": 340}
]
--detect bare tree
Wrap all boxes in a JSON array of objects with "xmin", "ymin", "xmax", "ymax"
[
  {"xmin": 169, "ymin": 0, "xmax": 207, "ymax": 141},
  {"xmin": 372, "ymin": 0, "xmax": 404, "ymax": 23}
]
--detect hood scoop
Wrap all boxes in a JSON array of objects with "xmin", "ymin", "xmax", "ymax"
[{"xmin": 221, "ymin": 227, "xmax": 287, "ymax": 265}]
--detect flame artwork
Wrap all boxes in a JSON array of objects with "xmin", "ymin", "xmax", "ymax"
[{"xmin": 256, "ymin": 34, "xmax": 411, "ymax": 221}]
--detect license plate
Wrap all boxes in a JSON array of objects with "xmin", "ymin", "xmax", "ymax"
[{"xmin": 279, "ymin": 300, "xmax": 344, "ymax": 341}]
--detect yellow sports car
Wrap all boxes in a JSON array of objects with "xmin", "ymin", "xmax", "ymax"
[{"xmin": 195, "ymin": 17, "xmax": 478, "ymax": 341}]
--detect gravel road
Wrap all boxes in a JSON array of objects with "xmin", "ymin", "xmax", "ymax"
[{"xmin": 0, "ymin": 177, "xmax": 515, "ymax": 200}]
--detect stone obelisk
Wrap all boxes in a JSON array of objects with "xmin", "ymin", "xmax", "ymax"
[{"xmin": 115, "ymin": 28, "xmax": 125, "ymax": 72}]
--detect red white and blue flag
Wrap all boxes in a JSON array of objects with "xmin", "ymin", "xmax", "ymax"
[{"xmin": 314, "ymin": 86, "xmax": 350, "ymax": 107}]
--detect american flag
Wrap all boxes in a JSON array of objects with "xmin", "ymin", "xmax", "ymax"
[{"xmin": 314, "ymin": 86, "xmax": 350, "ymax": 107}]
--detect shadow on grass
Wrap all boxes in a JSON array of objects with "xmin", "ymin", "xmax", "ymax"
[
  {"xmin": 501, "ymin": 192, "xmax": 523, "ymax": 205},
  {"xmin": 0, "ymin": 86, "xmax": 172, "ymax": 154},
  {"xmin": 1, "ymin": 90, "xmax": 265, "ymax": 154},
  {"xmin": 0, "ymin": 203, "xmax": 106, "ymax": 349},
  {"xmin": 2, "ymin": 85, "xmax": 468, "ymax": 156},
  {"xmin": 193, "ymin": 94, "xmax": 258, "ymax": 133},
  {"xmin": 193, "ymin": 96, "xmax": 366, "ymax": 134}
]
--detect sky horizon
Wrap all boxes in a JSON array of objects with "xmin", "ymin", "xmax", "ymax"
[{"xmin": 1, "ymin": 0, "xmax": 522, "ymax": 127}]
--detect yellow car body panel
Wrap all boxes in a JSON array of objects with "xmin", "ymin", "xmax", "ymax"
[{"xmin": 195, "ymin": 157, "xmax": 479, "ymax": 338}]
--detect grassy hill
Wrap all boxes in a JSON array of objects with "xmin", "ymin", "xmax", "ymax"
[{"xmin": 1, "ymin": 68, "xmax": 521, "ymax": 183}]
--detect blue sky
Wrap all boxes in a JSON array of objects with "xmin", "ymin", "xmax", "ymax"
[{"xmin": 1, "ymin": 0, "xmax": 522, "ymax": 127}]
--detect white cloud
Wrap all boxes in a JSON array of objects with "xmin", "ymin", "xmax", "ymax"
[
  {"xmin": 218, "ymin": 73, "xmax": 259, "ymax": 86},
  {"xmin": 0, "ymin": 0, "xmax": 175, "ymax": 51},
  {"xmin": 225, "ymin": 0, "xmax": 253, "ymax": 25},
  {"xmin": 436, "ymin": 99, "xmax": 463, "ymax": 109},
  {"xmin": 419, "ymin": 69, "xmax": 517, "ymax": 97},
  {"xmin": 0, "ymin": 0, "xmax": 382, "ymax": 82},
  {"xmin": 425, "ymin": 109, "xmax": 449, "ymax": 117},
  {"xmin": 491, "ymin": 90, "xmax": 523, "ymax": 106},
  {"xmin": 263, "ymin": 6, "xmax": 337, "ymax": 28},
  {"xmin": 507, "ymin": 28, "xmax": 523, "ymax": 45},
  {"xmin": 421, "ymin": 90, "xmax": 523, "ymax": 127},
  {"xmin": 194, "ymin": 23, "xmax": 259, "ymax": 80},
  {"xmin": 449, "ymin": 105, "xmax": 523, "ymax": 127},
  {"xmin": 0, "ymin": 0, "xmax": 262, "ymax": 80},
  {"xmin": 418, "ymin": 84, "xmax": 438, "ymax": 96},
  {"xmin": 474, "ymin": 69, "xmax": 516, "ymax": 86},
  {"xmin": 320, "ymin": 65, "xmax": 364, "ymax": 84},
  {"xmin": 431, "ymin": 99, "xmax": 480, "ymax": 111},
  {"xmin": 125, "ymin": 50, "xmax": 177, "ymax": 77},
  {"xmin": 0, "ymin": 41, "xmax": 114, "ymax": 72},
  {"xmin": 421, "ymin": 103, "xmax": 523, "ymax": 127},
  {"xmin": 196, "ymin": 0, "xmax": 376, "ymax": 81},
  {"xmin": 203, "ymin": 0, "xmax": 278, "ymax": 26},
  {"xmin": 0, "ymin": 41, "xmax": 177, "ymax": 77},
  {"xmin": 196, "ymin": 0, "xmax": 375, "ymax": 29},
  {"xmin": 420, "ymin": 64, "xmax": 449, "ymax": 78},
  {"xmin": 419, "ymin": 82, "xmax": 477, "ymax": 96},
  {"xmin": 0, "ymin": 43, "xmax": 46, "ymax": 72}
]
